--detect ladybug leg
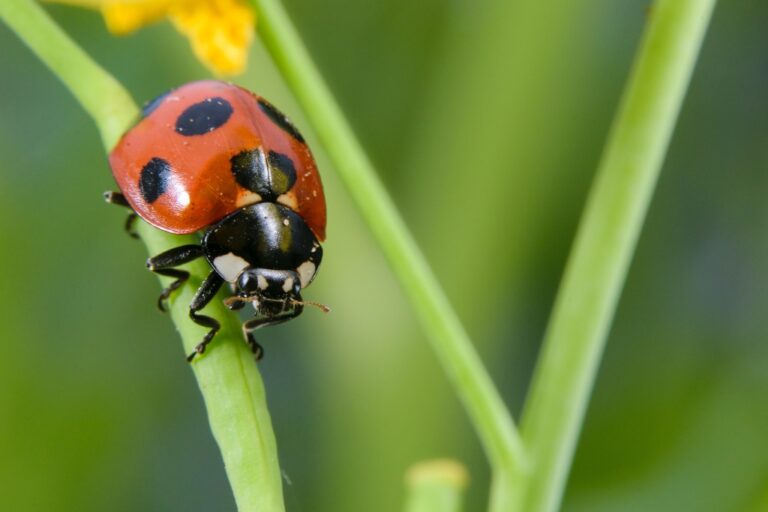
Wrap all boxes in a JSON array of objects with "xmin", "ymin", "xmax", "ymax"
[
  {"xmin": 146, "ymin": 245, "xmax": 204, "ymax": 311},
  {"xmin": 123, "ymin": 214, "xmax": 139, "ymax": 239},
  {"xmin": 242, "ymin": 319, "xmax": 264, "ymax": 361},
  {"xmin": 151, "ymin": 269, "xmax": 190, "ymax": 311},
  {"xmin": 104, "ymin": 191, "xmax": 138, "ymax": 239},
  {"xmin": 242, "ymin": 304, "xmax": 304, "ymax": 361},
  {"xmin": 103, "ymin": 190, "xmax": 130, "ymax": 207},
  {"xmin": 187, "ymin": 271, "xmax": 225, "ymax": 362}
]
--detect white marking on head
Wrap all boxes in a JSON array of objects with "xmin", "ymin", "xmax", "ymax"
[
  {"xmin": 213, "ymin": 253, "xmax": 249, "ymax": 282},
  {"xmin": 282, "ymin": 276, "xmax": 295, "ymax": 293},
  {"xmin": 257, "ymin": 274, "xmax": 269, "ymax": 290},
  {"xmin": 297, "ymin": 261, "xmax": 316, "ymax": 288}
]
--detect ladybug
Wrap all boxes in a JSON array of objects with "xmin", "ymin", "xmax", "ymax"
[{"xmin": 106, "ymin": 80, "xmax": 326, "ymax": 362}]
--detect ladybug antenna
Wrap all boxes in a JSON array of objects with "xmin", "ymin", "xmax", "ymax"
[
  {"xmin": 223, "ymin": 296, "xmax": 249, "ymax": 309},
  {"xmin": 290, "ymin": 299, "xmax": 331, "ymax": 313},
  {"xmin": 223, "ymin": 295, "xmax": 330, "ymax": 313}
]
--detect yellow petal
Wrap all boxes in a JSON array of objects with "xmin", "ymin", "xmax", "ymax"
[
  {"xmin": 44, "ymin": 0, "xmax": 256, "ymax": 75},
  {"xmin": 44, "ymin": 0, "xmax": 175, "ymax": 34},
  {"xmin": 169, "ymin": 0, "xmax": 255, "ymax": 76},
  {"xmin": 100, "ymin": 0, "xmax": 175, "ymax": 35}
]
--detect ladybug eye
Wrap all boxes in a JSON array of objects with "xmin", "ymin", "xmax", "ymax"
[{"xmin": 237, "ymin": 270, "xmax": 262, "ymax": 295}]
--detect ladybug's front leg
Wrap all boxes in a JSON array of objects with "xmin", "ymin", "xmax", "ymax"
[
  {"xmin": 241, "ymin": 304, "xmax": 304, "ymax": 361},
  {"xmin": 146, "ymin": 245, "xmax": 204, "ymax": 311},
  {"xmin": 186, "ymin": 271, "xmax": 225, "ymax": 362},
  {"xmin": 147, "ymin": 247, "xmax": 226, "ymax": 362},
  {"xmin": 104, "ymin": 191, "xmax": 139, "ymax": 239}
]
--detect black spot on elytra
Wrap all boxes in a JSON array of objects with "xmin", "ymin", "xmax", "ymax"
[
  {"xmin": 230, "ymin": 149, "xmax": 297, "ymax": 200},
  {"xmin": 267, "ymin": 151, "xmax": 297, "ymax": 194},
  {"xmin": 139, "ymin": 157, "xmax": 172, "ymax": 203},
  {"xmin": 231, "ymin": 148, "xmax": 268, "ymax": 196},
  {"xmin": 142, "ymin": 89, "xmax": 172, "ymax": 118},
  {"xmin": 176, "ymin": 97, "xmax": 233, "ymax": 136},
  {"xmin": 257, "ymin": 99, "xmax": 305, "ymax": 143}
]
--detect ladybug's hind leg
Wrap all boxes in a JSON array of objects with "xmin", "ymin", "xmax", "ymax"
[
  {"xmin": 186, "ymin": 271, "xmax": 225, "ymax": 362},
  {"xmin": 104, "ymin": 191, "xmax": 138, "ymax": 239},
  {"xmin": 104, "ymin": 190, "xmax": 131, "ymax": 207},
  {"xmin": 147, "ymin": 245, "xmax": 204, "ymax": 312}
]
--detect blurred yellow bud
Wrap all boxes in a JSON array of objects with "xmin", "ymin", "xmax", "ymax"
[
  {"xmin": 101, "ymin": 0, "xmax": 174, "ymax": 34},
  {"xmin": 44, "ymin": 0, "xmax": 256, "ymax": 75},
  {"xmin": 168, "ymin": 0, "xmax": 255, "ymax": 76}
]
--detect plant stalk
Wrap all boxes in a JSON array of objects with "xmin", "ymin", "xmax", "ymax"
[
  {"xmin": 0, "ymin": 1, "xmax": 286, "ymax": 510},
  {"xmin": 519, "ymin": 1, "xmax": 717, "ymax": 511},
  {"xmin": 248, "ymin": 0, "xmax": 528, "ymax": 508}
]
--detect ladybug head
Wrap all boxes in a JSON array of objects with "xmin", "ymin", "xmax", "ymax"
[
  {"xmin": 230, "ymin": 268, "xmax": 301, "ymax": 315},
  {"xmin": 224, "ymin": 266, "xmax": 330, "ymax": 317}
]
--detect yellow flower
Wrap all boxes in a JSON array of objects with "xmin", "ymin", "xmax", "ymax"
[
  {"xmin": 100, "ymin": 0, "xmax": 174, "ymax": 34},
  {"xmin": 46, "ymin": 0, "xmax": 256, "ymax": 75}
]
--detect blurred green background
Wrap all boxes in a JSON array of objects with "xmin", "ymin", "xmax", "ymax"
[{"xmin": 1, "ymin": 1, "xmax": 766, "ymax": 511}]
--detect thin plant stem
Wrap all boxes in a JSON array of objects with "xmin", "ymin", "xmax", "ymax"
[
  {"xmin": 0, "ymin": 1, "xmax": 285, "ymax": 510},
  {"xmin": 404, "ymin": 459, "xmax": 469, "ymax": 512},
  {"xmin": 248, "ymin": 0, "xmax": 528, "ymax": 508},
  {"xmin": 519, "ymin": 1, "xmax": 717, "ymax": 511}
]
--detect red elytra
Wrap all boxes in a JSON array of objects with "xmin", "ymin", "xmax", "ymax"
[{"xmin": 109, "ymin": 80, "xmax": 326, "ymax": 241}]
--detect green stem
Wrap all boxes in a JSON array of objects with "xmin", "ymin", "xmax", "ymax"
[
  {"xmin": 519, "ymin": 1, "xmax": 717, "ymax": 511},
  {"xmin": 404, "ymin": 460, "xmax": 468, "ymax": 512},
  {"xmin": 249, "ymin": 0, "xmax": 528, "ymax": 507},
  {"xmin": 0, "ymin": 2, "xmax": 285, "ymax": 511},
  {"xmin": 138, "ymin": 225, "xmax": 285, "ymax": 512}
]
